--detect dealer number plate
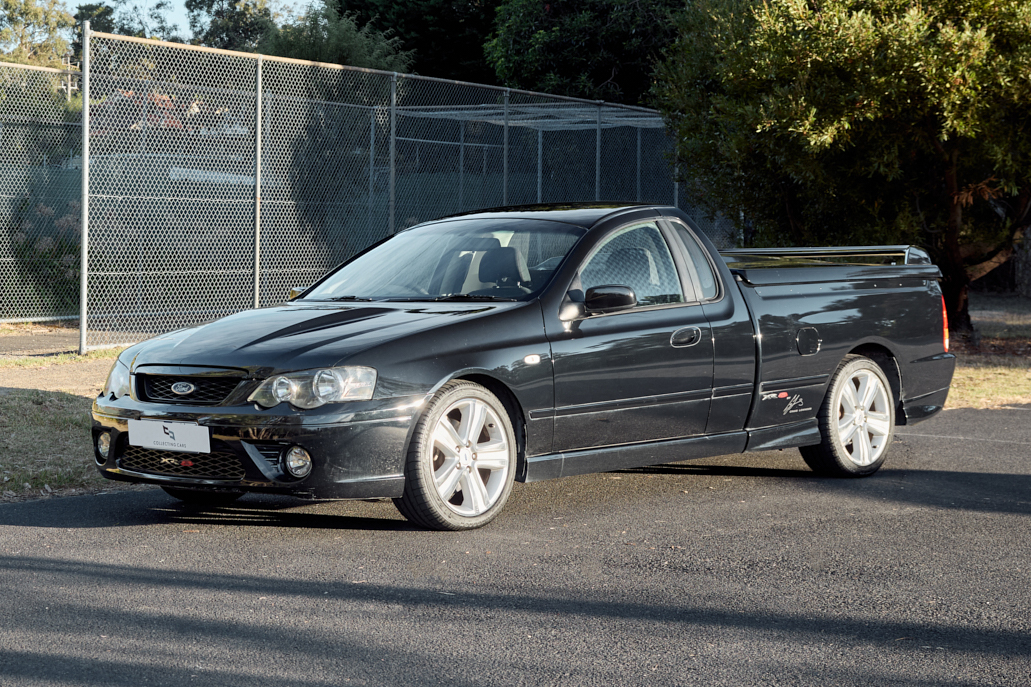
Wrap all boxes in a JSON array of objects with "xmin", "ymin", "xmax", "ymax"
[{"xmin": 128, "ymin": 420, "xmax": 210, "ymax": 454}]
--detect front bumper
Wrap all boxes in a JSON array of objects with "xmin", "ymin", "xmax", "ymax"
[{"xmin": 91, "ymin": 394, "xmax": 424, "ymax": 499}]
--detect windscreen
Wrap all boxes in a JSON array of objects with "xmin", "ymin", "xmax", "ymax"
[{"xmin": 303, "ymin": 218, "xmax": 585, "ymax": 302}]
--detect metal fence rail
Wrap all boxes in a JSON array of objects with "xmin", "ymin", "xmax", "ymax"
[{"xmin": 5, "ymin": 26, "xmax": 738, "ymax": 350}]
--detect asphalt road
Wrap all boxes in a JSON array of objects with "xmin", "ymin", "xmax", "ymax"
[{"xmin": 1, "ymin": 407, "xmax": 1029, "ymax": 687}]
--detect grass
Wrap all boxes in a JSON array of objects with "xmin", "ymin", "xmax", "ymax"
[
  {"xmin": 0, "ymin": 347, "xmax": 123, "ymax": 369},
  {"xmin": 0, "ymin": 319, "xmax": 126, "ymax": 369},
  {"xmin": 0, "ymin": 320, "xmax": 77, "ymax": 337},
  {"xmin": 964, "ymin": 293, "xmax": 1031, "ymax": 339},
  {"xmin": 0, "ymin": 389, "xmax": 109, "ymax": 500},
  {"xmin": 948, "ymin": 356, "xmax": 1031, "ymax": 409},
  {"xmin": 947, "ymin": 292, "xmax": 1031, "ymax": 409}
]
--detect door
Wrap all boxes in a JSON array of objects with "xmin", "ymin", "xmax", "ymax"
[{"xmin": 544, "ymin": 221, "xmax": 714, "ymax": 452}]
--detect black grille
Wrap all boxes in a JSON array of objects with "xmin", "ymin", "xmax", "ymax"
[
  {"xmin": 119, "ymin": 446, "xmax": 246, "ymax": 480},
  {"xmin": 252, "ymin": 443, "xmax": 283, "ymax": 469},
  {"xmin": 139, "ymin": 375, "xmax": 241, "ymax": 405}
]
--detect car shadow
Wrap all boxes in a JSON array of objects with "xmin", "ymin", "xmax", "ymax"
[
  {"xmin": 0, "ymin": 490, "xmax": 416, "ymax": 531},
  {"xmin": 614, "ymin": 462, "xmax": 815, "ymax": 479},
  {"xmin": 154, "ymin": 498, "xmax": 415, "ymax": 531}
]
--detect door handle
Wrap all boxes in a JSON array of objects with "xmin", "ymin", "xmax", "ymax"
[{"xmin": 671, "ymin": 326, "xmax": 702, "ymax": 348}]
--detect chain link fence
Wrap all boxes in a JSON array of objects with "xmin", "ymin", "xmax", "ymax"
[
  {"xmin": 0, "ymin": 62, "xmax": 82, "ymax": 323},
  {"xmin": 5, "ymin": 28, "xmax": 739, "ymax": 349}
]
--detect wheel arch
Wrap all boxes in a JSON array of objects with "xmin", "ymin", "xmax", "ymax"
[
  {"xmin": 404, "ymin": 371, "xmax": 529, "ymax": 481},
  {"xmin": 453, "ymin": 373, "xmax": 528, "ymax": 480},
  {"xmin": 847, "ymin": 343, "xmax": 904, "ymax": 424}
]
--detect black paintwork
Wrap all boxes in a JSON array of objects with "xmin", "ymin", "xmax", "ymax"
[{"xmin": 92, "ymin": 203, "xmax": 956, "ymax": 498}]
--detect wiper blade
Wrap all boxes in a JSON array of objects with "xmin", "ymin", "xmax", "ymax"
[
  {"xmin": 325, "ymin": 295, "xmax": 375, "ymax": 302},
  {"xmin": 432, "ymin": 294, "xmax": 517, "ymax": 302}
]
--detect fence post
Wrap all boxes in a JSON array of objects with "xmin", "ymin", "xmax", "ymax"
[
  {"xmin": 389, "ymin": 73, "xmax": 397, "ymax": 234},
  {"xmin": 537, "ymin": 129, "xmax": 542, "ymax": 204},
  {"xmin": 78, "ymin": 21, "xmax": 90, "ymax": 354},
  {"xmin": 503, "ymin": 89, "xmax": 509, "ymax": 206},
  {"xmin": 636, "ymin": 127, "xmax": 642, "ymax": 202},
  {"xmin": 595, "ymin": 103, "xmax": 602, "ymax": 202},
  {"xmin": 459, "ymin": 120, "xmax": 465, "ymax": 211},
  {"xmin": 252, "ymin": 56, "xmax": 263, "ymax": 309},
  {"xmin": 673, "ymin": 162, "xmax": 679, "ymax": 209},
  {"xmin": 369, "ymin": 108, "xmax": 375, "ymax": 233}
]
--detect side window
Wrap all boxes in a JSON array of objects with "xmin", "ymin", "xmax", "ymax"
[
  {"xmin": 673, "ymin": 224, "xmax": 719, "ymax": 301},
  {"xmin": 579, "ymin": 222, "xmax": 684, "ymax": 307}
]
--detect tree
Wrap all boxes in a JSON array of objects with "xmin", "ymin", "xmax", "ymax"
[
  {"xmin": 260, "ymin": 1, "xmax": 413, "ymax": 72},
  {"xmin": 107, "ymin": 0, "xmax": 183, "ymax": 41},
  {"xmin": 653, "ymin": 0, "xmax": 1031, "ymax": 330},
  {"xmin": 0, "ymin": 0, "xmax": 75, "ymax": 66},
  {"xmin": 485, "ymin": 0, "xmax": 681, "ymax": 105},
  {"xmin": 71, "ymin": 1, "xmax": 183, "ymax": 52},
  {"xmin": 71, "ymin": 3, "xmax": 113, "ymax": 56},
  {"xmin": 338, "ymin": 0, "xmax": 501, "ymax": 83},
  {"xmin": 186, "ymin": 0, "xmax": 274, "ymax": 51}
]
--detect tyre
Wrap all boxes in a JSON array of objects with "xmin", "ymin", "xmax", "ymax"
[
  {"xmin": 161, "ymin": 486, "xmax": 244, "ymax": 505},
  {"xmin": 393, "ymin": 380, "xmax": 517, "ymax": 530},
  {"xmin": 800, "ymin": 355, "xmax": 895, "ymax": 477}
]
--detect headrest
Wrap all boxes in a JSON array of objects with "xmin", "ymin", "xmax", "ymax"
[
  {"xmin": 479, "ymin": 247, "xmax": 531, "ymax": 285},
  {"xmin": 463, "ymin": 237, "xmax": 502, "ymax": 251}
]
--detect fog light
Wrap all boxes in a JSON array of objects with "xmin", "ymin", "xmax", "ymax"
[
  {"xmin": 96, "ymin": 432, "xmax": 111, "ymax": 463},
  {"xmin": 283, "ymin": 446, "xmax": 312, "ymax": 478}
]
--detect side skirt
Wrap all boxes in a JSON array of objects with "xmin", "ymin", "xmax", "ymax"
[
  {"xmin": 744, "ymin": 419, "xmax": 820, "ymax": 451},
  {"xmin": 521, "ymin": 432, "xmax": 748, "ymax": 483},
  {"xmin": 520, "ymin": 419, "xmax": 823, "ymax": 483}
]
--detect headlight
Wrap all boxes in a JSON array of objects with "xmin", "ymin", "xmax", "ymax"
[
  {"xmin": 102, "ymin": 359, "xmax": 131, "ymax": 399},
  {"xmin": 248, "ymin": 366, "xmax": 377, "ymax": 409}
]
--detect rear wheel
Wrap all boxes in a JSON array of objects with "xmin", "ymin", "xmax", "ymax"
[
  {"xmin": 161, "ymin": 486, "xmax": 244, "ymax": 505},
  {"xmin": 800, "ymin": 355, "xmax": 895, "ymax": 477},
  {"xmin": 394, "ymin": 381, "xmax": 516, "ymax": 530}
]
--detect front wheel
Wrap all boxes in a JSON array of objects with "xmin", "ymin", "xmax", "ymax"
[
  {"xmin": 800, "ymin": 355, "xmax": 895, "ymax": 477},
  {"xmin": 393, "ymin": 381, "xmax": 517, "ymax": 530}
]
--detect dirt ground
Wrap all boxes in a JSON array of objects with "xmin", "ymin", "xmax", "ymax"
[
  {"xmin": 1, "ymin": 358, "xmax": 114, "ymax": 398},
  {"xmin": 0, "ymin": 321, "xmax": 112, "ymax": 397},
  {"xmin": 0, "ymin": 320, "xmax": 80, "ymax": 355}
]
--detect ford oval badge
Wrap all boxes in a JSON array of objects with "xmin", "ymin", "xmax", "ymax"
[{"xmin": 171, "ymin": 382, "xmax": 195, "ymax": 395}]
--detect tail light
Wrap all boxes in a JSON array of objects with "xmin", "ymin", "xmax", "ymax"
[{"xmin": 941, "ymin": 295, "xmax": 949, "ymax": 352}]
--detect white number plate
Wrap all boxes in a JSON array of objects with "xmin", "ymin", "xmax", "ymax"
[{"xmin": 128, "ymin": 420, "xmax": 210, "ymax": 454}]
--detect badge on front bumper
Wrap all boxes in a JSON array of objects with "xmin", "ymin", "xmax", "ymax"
[{"xmin": 128, "ymin": 419, "xmax": 210, "ymax": 454}]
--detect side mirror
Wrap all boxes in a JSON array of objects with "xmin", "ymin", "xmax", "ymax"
[
  {"xmin": 584, "ymin": 285, "xmax": 637, "ymax": 314},
  {"xmin": 558, "ymin": 300, "xmax": 586, "ymax": 322},
  {"xmin": 559, "ymin": 289, "xmax": 586, "ymax": 322},
  {"xmin": 288, "ymin": 286, "xmax": 307, "ymax": 301}
]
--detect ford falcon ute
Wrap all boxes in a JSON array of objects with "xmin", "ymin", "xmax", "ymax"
[{"xmin": 92, "ymin": 203, "xmax": 955, "ymax": 530}]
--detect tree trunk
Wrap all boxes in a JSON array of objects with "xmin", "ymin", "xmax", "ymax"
[{"xmin": 940, "ymin": 150, "xmax": 972, "ymax": 332}]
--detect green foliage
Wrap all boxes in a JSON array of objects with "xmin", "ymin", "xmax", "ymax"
[
  {"xmin": 339, "ymin": 0, "xmax": 502, "ymax": 83},
  {"xmin": 260, "ymin": 0, "xmax": 413, "ymax": 71},
  {"xmin": 186, "ymin": 0, "xmax": 274, "ymax": 51},
  {"xmin": 71, "ymin": 3, "xmax": 114, "ymax": 55},
  {"xmin": 486, "ymin": 0, "xmax": 681, "ymax": 105},
  {"xmin": 73, "ymin": 2, "xmax": 115, "ymax": 32},
  {"xmin": 72, "ymin": 0, "xmax": 185, "ymax": 46},
  {"xmin": 0, "ymin": 0, "xmax": 75, "ymax": 66},
  {"xmin": 108, "ymin": 0, "xmax": 184, "ymax": 41},
  {"xmin": 654, "ymin": 0, "xmax": 1031, "ymax": 328},
  {"xmin": 6, "ymin": 207, "xmax": 82, "ymax": 315}
]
